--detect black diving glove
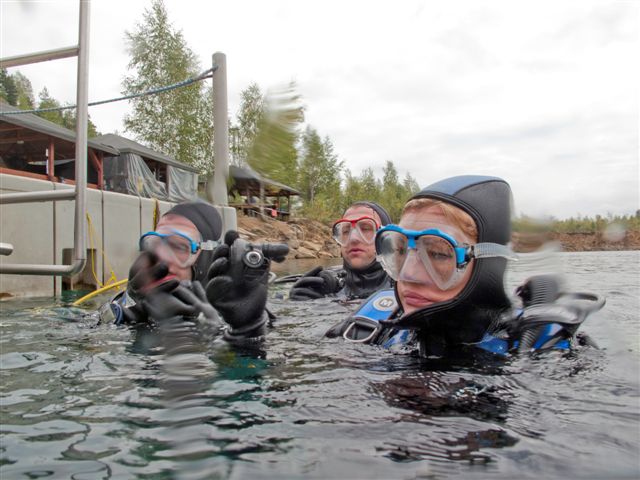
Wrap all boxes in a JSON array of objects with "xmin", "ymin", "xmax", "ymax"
[
  {"xmin": 289, "ymin": 266, "xmax": 343, "ymax": 300},
  {"xmin": 142, "ymin": 280, "xmax": 220, "ymax": 326},
  {"xmin": 204, "ymin": 231, "xmax": 271, "ymax": 338},
  {"xmin": 126, "ymin": 251, "xmax": 172, "ymax": 302},
  {"xmin": 110, "ymin": 251, "xmax": 173, "ymax": 326}
]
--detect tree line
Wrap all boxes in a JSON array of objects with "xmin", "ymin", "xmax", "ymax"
[
  {"xmin": 0, "ymin": 69, "xmax": 100, "ymax": 137},
  {"xmin": 119, "ymin": 0, "xmax": 422, "ymax": 222},
  {"xmin": 2, "ymin": 0, "xmax": 634, "ymax": 230},
  {"xmin": 513, "ymin": 212, "xmax": 640, "ymax": 234}
]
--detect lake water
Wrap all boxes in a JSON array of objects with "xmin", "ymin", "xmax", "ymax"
[{"xmin": 1, "ymin": 251, "xmax": 639, "ymax": 479}]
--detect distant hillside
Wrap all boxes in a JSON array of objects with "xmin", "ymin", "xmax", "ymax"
[{"xmin": 237, "ymin": 214, "xmax": 640, "ymax": 261}]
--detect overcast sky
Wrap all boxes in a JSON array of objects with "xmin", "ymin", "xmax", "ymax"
[{"xmin": 1, "ymin": 0, "xmax": 638, "ymax": 218}]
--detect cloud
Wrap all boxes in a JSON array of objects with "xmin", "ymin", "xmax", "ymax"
[{"xmin": 1, "ymin": 0, "xmax": 637, "ymax": 219}]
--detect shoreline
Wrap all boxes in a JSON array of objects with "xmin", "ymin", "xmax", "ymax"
[{"xmin": 238, "ymin": 215, "xmax": 640, "ymax": 260}]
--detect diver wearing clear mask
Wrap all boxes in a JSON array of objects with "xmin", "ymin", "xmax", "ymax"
[
  {"xmin": 326, "ymin": 175, "xmax": 604, "ymax": 357},
  {"xmin": 289, "ymin": 201, "xmax": 392, "ymax": 301}
]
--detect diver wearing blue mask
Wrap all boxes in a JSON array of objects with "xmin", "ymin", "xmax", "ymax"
[
  {"xmin": 289, "ymin": 201, "xmax": 393, "ymax": 301},
  {"xmin": 326, "ymin": 175, "xmax": 604, "ymax": 357},
  {"xmin": 100, "ymin": 201, "xmax": 288, "ymax": 344}
]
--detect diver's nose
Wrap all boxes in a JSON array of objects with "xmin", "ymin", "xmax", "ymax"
[
  {"xmin": 346, "ymin": 226, "xmax": 363, "ymax": 245},
  {"xmin": 154, "ymin": 243, "xmax": 173, "ymax": 265},
  {"xmin": 398, "ymin": 249, "xmax": 434, "ymax": 285}
]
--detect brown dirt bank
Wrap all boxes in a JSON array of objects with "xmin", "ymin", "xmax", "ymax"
[{"xmin": 237, "ymin": 214, "xmax": 640, "ymax": 260}]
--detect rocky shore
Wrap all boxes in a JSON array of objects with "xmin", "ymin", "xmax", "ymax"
[{"xmin": 237, "ymin": 214, "xmax": 640, "ymax": 259}]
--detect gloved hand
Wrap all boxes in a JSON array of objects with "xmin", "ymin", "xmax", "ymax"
[
  {"xmin": 143, "ymin": 280, "xmax": 219, "ymax": 325},
  {"xmin": 126, "ymin": 251, "xmax": 173, "ymax": 302},
  {"xmin": 204, "ymin": 231, "xmax": 270, "ymax": 336},
  {"xmin": 118, "ymin": 302, "xmax": 149, "ymax": 326},
  {"xmin": 289, "ymin": 266, "xmax": 342, "ymax": 300}
]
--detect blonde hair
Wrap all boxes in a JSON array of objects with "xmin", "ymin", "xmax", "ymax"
[{"xmin": 402, "ymin": 198, "xmax": 478, "ymax": 242}]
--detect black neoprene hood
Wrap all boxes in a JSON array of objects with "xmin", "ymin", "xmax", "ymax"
[
  {"xmin": 411, "ymin": 175, "xmax": 512, "ymax": 245},
  {"xmin": 345, "ymin": 201, "xmax": 392, "ymax": 226},
  {"xmin": 383, "ymin": 175, "xmax": 514, "ymax": 344}
]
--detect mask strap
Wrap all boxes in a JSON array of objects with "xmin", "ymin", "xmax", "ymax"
[
  {"xmin": 472, "ymin": 243, "xmax": 518, "ymax": 261},
  {"xmin": 200, "ymin": 240, "xmax": 219, "ymax": 251}
]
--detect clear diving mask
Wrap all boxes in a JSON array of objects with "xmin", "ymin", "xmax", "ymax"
[
  {"xmin": 332, "ymin": 216, "xmax": 380, "ymax": 246},
  {"xmin": 375, "ymin": 224, "xmax": 517, "ymax": 291},
  {"xmin": 139, "ymin": 229, "xmax": 218, "ymax": 268}
]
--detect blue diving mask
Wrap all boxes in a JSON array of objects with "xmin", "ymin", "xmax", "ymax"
[
  {"xmin": 375, "ymin": 224, "xmax": 516, "ymax": 291},
  {"xmin": 139, "ymin": 229, "xmax": 219, "ymax": 268}
]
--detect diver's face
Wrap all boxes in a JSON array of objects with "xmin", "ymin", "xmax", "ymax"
[
  {"xmin": 396, "ymin": 206, "xmax": 475, "ymax": 315},
  {"xmin": 340, "ymin": 205, "xmax": 381, "ymax": 270},
  {"xmin": 153, "ymin": 214, "xmax": 201, "ymax": 281}
]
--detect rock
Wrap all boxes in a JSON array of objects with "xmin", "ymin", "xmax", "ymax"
[
  {"xmin": 236, "ymin": 227, "xmax": 256, "ymax": 239},
  {"xmin": 295, "ymin": 247, "xmax": 317, "ymax": 259},
  {"xmin": 301, "ymin": 240, "xmax": 323, "ymax": 252},
  {"xmin": 326, "ymin": 244, "xmax": 341, "ymax": 257},
  {"xmin": 287, "ymin": 238, "xmax": 300, "ymax": 249},
  {"xmin": 317, "ymin": 251, "xmax": 334, "ymax": 259}
]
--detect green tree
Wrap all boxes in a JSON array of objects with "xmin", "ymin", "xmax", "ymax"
[
  {"xmin": 36, "ymin": 87, "xmax": 99, "ymax": 137},
  {"xmin": 61, "ymin": 106, "xmax": 100, "ymax": 138},
  {"xmin": 302, "ymin": 127, "xmax": 343, "ymax": 203},
  {"xmin": 233, "ymin": 82, "xmax": 265, "ymax": 166},
  {"xmin": 245, "ymin": 82, "xmax": 304, "ymax": 189},
  {"xmin": 0, "ymin": 68, "xmax": 18, "ymax": 105},
  {"xmin": 122, "ymin": 0, "xmax": 212, "ymax": 173},
  {"xmin": 402, "ymin": 172, "xmax": 420, "ymax": 196},
  {"xmin": 12, "ymin": 72, "xmax": 34, "ymax": 110},
  {"xmin": 297, "ymin": 126, "xmax": 343, "ymax": 219},
  {"xmin": 36, "ymin": 87, "xmax": 64, "ymax": 125},
  {"xmin": 341, "ymin": 169, "xmax": 364, "ymax": 209},
  {"xmin": 358, "ymin": 167, "xmax": 382, "ymax": 203},
  {"xmin": 381, "ymin": 160, "xmax": 404, "ymax": 221}
]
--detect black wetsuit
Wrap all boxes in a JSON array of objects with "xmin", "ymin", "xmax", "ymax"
[
  {"xmin": 340, "ymin": 260, "xmax": 392, "ymax": 299},
  {"xmin": 325, "ymin": 175, "xmax": 604, "ymax": 357}
]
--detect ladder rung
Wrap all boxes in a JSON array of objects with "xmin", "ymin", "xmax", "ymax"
[
  {"xmin": 0, "ymin": 45, "xmax": 79, "ymax": 69},
  {"xmin": 0, "ymin": 261, "xmax": 84, "ymax": 276},
  {"xmin": 0, "ymin": 243, "xmax": 13, "ymax": 256},
  {"xmin": 0, "ymin": 189, "xmax": 76, "ymax": 205}
]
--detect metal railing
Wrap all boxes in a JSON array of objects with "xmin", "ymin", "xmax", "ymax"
[{"xmin": 0, "ymin": 0, "xmax": 90, "ymax": 275}]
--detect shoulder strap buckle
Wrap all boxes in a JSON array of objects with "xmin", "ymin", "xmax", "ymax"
[{"xmin": 343, "ymin": 318, "xmax": 382, "ymax": 343}]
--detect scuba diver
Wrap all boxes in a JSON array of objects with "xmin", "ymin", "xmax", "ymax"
[
  {"xmin": 99, "ymin": 201, "xmax": 287, "ymax": 344},
  {"xmin": 289, "ymin": 201, "xmax": 393, "ymax": 301},
  {"xmin": 325, "ymin": 175, "xmax": 605, "ymax": 357}
]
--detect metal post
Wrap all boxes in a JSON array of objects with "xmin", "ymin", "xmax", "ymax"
[
  {"xmin": 72, "ymin": 0, "xmax": 90, "ymax": 272},
  {"xmin": 0, "ymin": 45, "xmax": 79, "ymax": 69},
  {"xmin": 207, "ymin": 52, "xmax": 229, "ymax": 206},
  {"xmin": 47, "ymin": 138, "xmax": 55, "ymax": 180},
  {"xmin": 0, "ymin": 0, "xmax": 90, "ymax": 276}
]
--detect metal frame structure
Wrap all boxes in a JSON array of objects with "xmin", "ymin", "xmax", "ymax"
[{"xmin": 0, "ymin": 0, "xmax": 90, "ymax": 275}]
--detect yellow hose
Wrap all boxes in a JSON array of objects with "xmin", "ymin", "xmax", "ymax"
[{"xmin": 72, "ymin": 279, "xmax": 128, "ymax": 306}]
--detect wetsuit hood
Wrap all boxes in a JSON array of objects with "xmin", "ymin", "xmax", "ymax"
[
  {"xmin": 346, "ymin": 201, "xmax": 392, "ymax": 226},
  {"xmin": 381, "ymin": 175, "xmax": 513, "ymax": 346},
  {"xmin": 341, "ymin": 201, "xmax": 392, "ymax": 298},
  {"xmin": 165, "ymin": 201, "xmax": 222, "ymax": 283}
]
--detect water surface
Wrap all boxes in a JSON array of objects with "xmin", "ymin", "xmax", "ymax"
[{"xmin": 1, "ymin": 251, "xmax": 638, "ymax": 479}]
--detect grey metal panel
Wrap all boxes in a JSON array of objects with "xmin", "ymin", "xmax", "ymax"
[
  {"xmin": 0, "ymin": 175, "xmax": 55, "ymax": 295},
  {"xmin": 102, "ymin": 190, "xmax": 142, "ymax": 281},
  {"xmin": 54, "ymin": 183, "xmax": 105, "ymax": 287}
]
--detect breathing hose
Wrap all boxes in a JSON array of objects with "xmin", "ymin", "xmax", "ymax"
[{"xmin": 71, "ymin": 279, "xmax": 128, "ymax": 306}]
